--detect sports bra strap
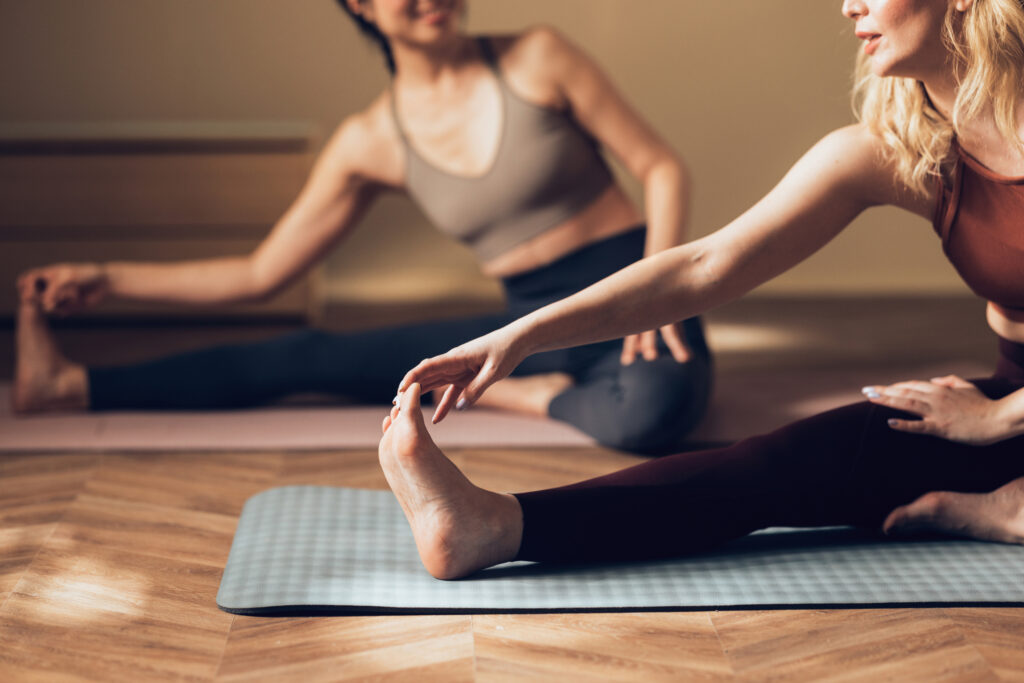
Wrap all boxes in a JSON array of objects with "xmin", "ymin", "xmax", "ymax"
[
  {"xmin": 388, "ymin": 85, "xmax": 409, "ymax": 144},
  {"xmin": 476, "ymin": 37, "xmax": 503, "ymax": 80}
]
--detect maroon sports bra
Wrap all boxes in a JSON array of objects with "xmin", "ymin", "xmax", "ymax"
[{"xmin": 933, "ymin": 144, "xmax": 1024, "ymax": 311}]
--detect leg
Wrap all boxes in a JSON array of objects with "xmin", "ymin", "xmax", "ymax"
[
  {"xmin": 87, "ymin": 312, "xmax": 512, "ymax": 411},
  {"xmin": 547, "ymin": 317, "xmax": 712, "ymax": 452},
  {"xmin": 13, "ymin": 301, "xmax": 88, "ymax": 413},
  {"xmin": 382, "ymin": 392, "xmax": 875, "ymax": 576},
  {"xmin": 384, "ymin": 385, "xmax": 1024, "ymax": 575}
]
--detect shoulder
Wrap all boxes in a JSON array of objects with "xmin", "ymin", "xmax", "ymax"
[
  {"xmin": 799, "ymin": 124, "xmax": 936, "ymax": 217},
  {"xmin": 804, "ymin": 125, "xmax": 903, "ymax": 205},
  {"xmin": 318, "ymin": 93, "xmax": 405, "ymax": 188},
  {"xmin": 490, "ymin": 25, "xmax": 576, "ymax": 65},
  {"xmin": 485, "ymin": 26, "xmax": 591, "ymax": 110}
]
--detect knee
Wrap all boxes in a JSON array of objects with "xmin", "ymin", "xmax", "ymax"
[{"xmin": 599, "ymin": 358, "xmax": 713, "ymax": 453}]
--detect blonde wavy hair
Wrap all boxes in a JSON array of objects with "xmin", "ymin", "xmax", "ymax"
[{"xmin": 853, "ymin": 0, "xmax": 1024, "ymax": 194}]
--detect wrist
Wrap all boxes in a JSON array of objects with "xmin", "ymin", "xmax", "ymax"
[
  {"xmin": 994, "ymin": 396, "xmax": 1024, "ymax": 440},
  {"xmin": 507, "ymin": 314, "xmax": 545, "ymax": 359}
]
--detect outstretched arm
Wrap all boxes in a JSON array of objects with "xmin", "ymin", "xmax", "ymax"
[
  {"xmin": 18, "ymin": 110, "xmax": 398, "ymax": 313},
  {"xmin": 402, "ymin": 124, "xmax": 916, "ymax": 420}
]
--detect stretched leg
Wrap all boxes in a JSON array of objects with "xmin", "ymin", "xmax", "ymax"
[
  {"xmin": 84, "ymin": 312, "xmax": 512, "ymax": 411},
  {"xmin": 384, "ymin": 383, "xmax": 1024, "ymax": 576},
  {"xmin": 381, "ymin": 386, "xmax": 872, "ymax": 576},
  {"xmin": 12, "ymin": 301, "xmax": 88, "ymax": 413},
  {"xmin": 547, "ymin": 317, "xmax": 712, "ymax": 452}
]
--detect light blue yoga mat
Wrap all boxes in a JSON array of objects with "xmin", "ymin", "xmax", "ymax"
[{"xmin": 217, "ymin": 486, "xmax": 1024, "ymax": 614}]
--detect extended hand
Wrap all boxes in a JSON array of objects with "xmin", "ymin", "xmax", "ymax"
[
  {"xmin": 398, "ymin": 326, "xmax": 527, "ymax": 424},
  {"xmin": 862, "ymin": 375, "xmax": 1009, "ymax": 446},
  {"xmin": 16, "ymin": 263, "xmax": 109, "ymax": 315},
  {"xmin": 620, "ymin": 323, "xmax": 692, "ymax": 365}
]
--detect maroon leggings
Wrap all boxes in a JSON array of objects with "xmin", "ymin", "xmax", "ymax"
[{"xmin": 514, "ymin": 338, "xmax": 1024, "ymax": 563}]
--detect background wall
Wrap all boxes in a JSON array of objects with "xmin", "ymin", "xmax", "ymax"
[{"xmin": 0, "ymin": 0, "xmax": 969, "ymax": 301}]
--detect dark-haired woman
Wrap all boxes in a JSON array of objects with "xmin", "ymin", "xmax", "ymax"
[{"xmin": 14, "ymin": 0, "xmax": 712, "ymax": 454}]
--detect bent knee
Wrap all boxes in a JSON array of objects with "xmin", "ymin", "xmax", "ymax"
[{"xmin": 599, "ymin": 364, "xmax": 712, "ymax": 452}]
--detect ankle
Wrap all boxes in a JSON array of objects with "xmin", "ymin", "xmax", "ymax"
[{"xmin": 493, "ymin": 492, "xmax": 524, "ymax": 562}]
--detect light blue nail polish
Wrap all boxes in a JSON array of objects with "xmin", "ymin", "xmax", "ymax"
[
  {"xmin": 887, "ymin": 418, "xmax": 898, "ymax": 427},
  {"xmin": 862, "ymin": 387, "xmax": 880, "ymax": 399},
  {"xmin": 456, "ymin": 398, "xmax": 467, "ymax": 411}
]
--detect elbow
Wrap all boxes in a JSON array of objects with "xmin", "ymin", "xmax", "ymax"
[
  {"xmin": 646, "ymin": 151, "xmax": 690, "ymax": 190},
  {"xmin": 246, "ymin": 277, "xmax": 285, "ymax": 304},
  {"xmin": 243, "ymin": 259, "xmax": 288, "ymax": 304},
  {"xmin": 680, "ymin": 242, "xmax": 724, "ymax": 302}
]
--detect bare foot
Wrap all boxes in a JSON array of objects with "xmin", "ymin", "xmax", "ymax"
[
  {"xmin": 12, "ymin": 301, "xmax": 88, "ymax": 414},
  {"xmin": 474, "ymin": 372, "xmax": 574, "ymax": 417},
  {"xmin": 379, "ymin": 383, "xmax": 523, "ymax": 579},
  {"xmin": 883, "ymin": 477, "xmax": 1024, "ymax": 544}
]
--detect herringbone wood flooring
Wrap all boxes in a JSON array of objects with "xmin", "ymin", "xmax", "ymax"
[
  {"xmin": 1, "ymin": 447, "xmax": 1021, "ymax": 682},
  {"xmin": 2, "ymin": 297, "xmax": 1021, "ymax": 680}
]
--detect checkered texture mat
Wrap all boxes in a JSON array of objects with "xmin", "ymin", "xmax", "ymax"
[{"xmin": 217, "ymin": 486, "xmax": 1024, "ymax": 614}]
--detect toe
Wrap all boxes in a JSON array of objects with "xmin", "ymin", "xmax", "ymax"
[
  {"xmin": 882, "ymin": 505, "xmax": 911, "ymax": 535},
  {"xmin": 400, "ymin": 383, "xmax": 427, "ymax": 431}
]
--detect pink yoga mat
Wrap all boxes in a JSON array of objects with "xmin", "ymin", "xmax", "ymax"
[
  {"xmin": 0, "ymin": 383, "xmax": 594, "ymax": 452},
  {"xmin": 0, "ymin": 359, "xmax": 991, "ymax": 452}
]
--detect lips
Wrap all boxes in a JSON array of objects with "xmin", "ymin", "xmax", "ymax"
[
  {"xmin": 419, "ymin": 5, "xmax": 452, "ymax": 25},
  {"xmin": 856, "ymin": 31, "xmax": 882, "ymax": 56}
]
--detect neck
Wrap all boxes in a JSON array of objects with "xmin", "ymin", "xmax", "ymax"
[
  {"xmin": 391, "ymin": 34, "xmax": 475, "ymax": 85},
  {"xmin": 920, "ymin": 67, "xmax": 959, "ymax": 123}
]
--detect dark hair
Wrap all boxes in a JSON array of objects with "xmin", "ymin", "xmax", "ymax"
[{"xmin": 337, "ymin": 0, "xmax": 396, "ymax": 74}]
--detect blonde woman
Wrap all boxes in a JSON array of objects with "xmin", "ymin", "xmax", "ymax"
[
  {"xmin": 13, "ymin": 0, "xmax": 712, "ymax": 454},
  {"xmin": 381, "ymin": 0, "xmax": 1024, "ymax": 579}
]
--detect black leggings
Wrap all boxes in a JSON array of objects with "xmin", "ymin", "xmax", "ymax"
[
  {"xmin": 88, "ymin": 228, "xmax": 712, "ymax": 453},
  {"xmin": 514, "ymin": 337, "xmax": 1024, "ymax": 563}
]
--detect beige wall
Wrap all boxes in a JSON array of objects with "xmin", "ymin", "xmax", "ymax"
[{"xmin": 0, "ymin": 0, "xmax": 969, "ymax": 298}]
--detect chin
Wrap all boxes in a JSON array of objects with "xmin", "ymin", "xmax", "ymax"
[{"xmin": 869, "ymin": 56, "xmax": 909, "ymax": 80}]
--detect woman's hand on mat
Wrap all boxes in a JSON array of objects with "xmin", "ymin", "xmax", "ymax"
[
  {"xmin": 862, "ymin": 375, "xmax": 1011, "ymax": 446},
  {"xmin": 398, "ymin": 328, "xmax": 527, "ymax": 423},
  {"xmin": 620, "ymin": 324, "xmax": 692, "ymax": 365},
  {"xmin": 17, "ymin": 263, "xmax": 109, "ymax": 315}
]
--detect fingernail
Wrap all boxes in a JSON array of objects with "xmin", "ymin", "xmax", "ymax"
[
  {"xmin": 887, "ymin": 418, "xmax": 898, "ymax": 427},
  {"xmin": 456, "ymin": 398, "xmax": 467, "ymax": 411},
  {"xmin": 862, "ymin": 387, "xmax": 880, "ymax": 399}
]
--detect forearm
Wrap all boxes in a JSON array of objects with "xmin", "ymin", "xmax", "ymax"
[
  {"xmin": 514, "ymin": 240, "xmax": 721, "ymax": 355},
  {"xmin": 643, "ymin": 157, "xmax": 691, "ymax": 256},
  {"xmin": 103, "ymin": 256, "xmax": 265, "ymax": 305}
]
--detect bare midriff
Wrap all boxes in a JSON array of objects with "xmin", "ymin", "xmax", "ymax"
[
  {"xmin": 480, "ymin": 184, "xmax": 644, "ymax": 278},
  {"xmin": 988, "ymin": 302, "xmax": 1024, "ymax": 344}
]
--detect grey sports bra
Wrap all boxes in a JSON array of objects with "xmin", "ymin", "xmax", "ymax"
[{"xmin": 390, "ymin": 37, "xmax": 615, "ymax": 262}]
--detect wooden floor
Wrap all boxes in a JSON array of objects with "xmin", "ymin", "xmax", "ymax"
[
  {"xmin": 2, "ymin": 297, "xmax": 1022, "ymax": 681},
  {"xmin": 2, "ymin": 446, "xmax": 1022, "ymax": 682}
]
